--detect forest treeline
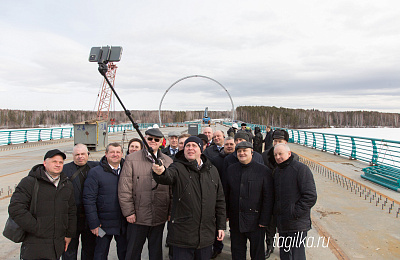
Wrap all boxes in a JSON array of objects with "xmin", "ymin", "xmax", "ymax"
[
  {"xmin": 0, "ymin": 109, "xmax": 231, "ymax": 129},
  {"xmin": 1, "ymin": 106, "xmax": 399, "ymax": 129},
  {"xmin": 237, "ymin": 106, "xmax": 400, "ymax": 128}
]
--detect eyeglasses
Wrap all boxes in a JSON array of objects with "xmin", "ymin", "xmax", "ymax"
[{"xmin": 147, "ymin": 137, "xmax": 160, "ymax": 142}]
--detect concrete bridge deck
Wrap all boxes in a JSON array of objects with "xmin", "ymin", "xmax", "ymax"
[{"xmin": 0, "ymin": 125, "xmax": 398, "ymax": 259}]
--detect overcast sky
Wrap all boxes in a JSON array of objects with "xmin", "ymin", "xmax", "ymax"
[{"xmin": 1, "ymin": 0, "xmax": 400, "ymax": 114}]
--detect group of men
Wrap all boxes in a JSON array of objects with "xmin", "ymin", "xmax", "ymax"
[{"xmin": 8, "ymin": 124, "xmax": 317, "ymax": 260}]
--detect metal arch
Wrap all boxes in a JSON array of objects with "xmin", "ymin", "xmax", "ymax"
[{"xmin": 158, "ymin": 75, "xmax": 235, "ymax": 126}]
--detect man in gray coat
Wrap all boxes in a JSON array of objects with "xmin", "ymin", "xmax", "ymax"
[{"xmin": 119, "ymin": 128, "xmax": 173, "ymax": 260}]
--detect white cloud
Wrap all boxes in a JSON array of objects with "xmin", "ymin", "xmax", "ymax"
[{"xmin": 1, "ymin": 0, "xmax": 400, "ymax": 113}]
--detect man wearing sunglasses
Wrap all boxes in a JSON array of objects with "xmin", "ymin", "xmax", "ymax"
[{"xmin": 118, "ymin": 128, "xmax": 173, "ymax": 260}]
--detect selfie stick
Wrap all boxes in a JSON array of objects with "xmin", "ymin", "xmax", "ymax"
[{"xmin": 98, "ymin": 63, "xmax": 162, "ymax": 166}]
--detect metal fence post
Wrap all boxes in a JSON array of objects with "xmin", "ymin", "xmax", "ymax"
[
  {"xmin": 312, "ymin": 132, "xmax": 316, "ymax": 148},
  {"xmin": 371, "ymin": 140, "xmax": 378, "ymax": 165},
  {"xmin": 335, "ymin": 135, "xmax": 340, "ymax": 155},
  {"xmin": 351, "ymin": 137, "xmax": 356, "ymax": 159}
]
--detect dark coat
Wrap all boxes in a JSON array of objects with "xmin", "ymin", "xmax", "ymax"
[
  {"xmin": 162, "ymin": 145, "xmax": 178, "ymax": 160},
  {"xmin": 209, "ymin": 150, "xmax": 230, "ymax": 178},
  {"xmin": 8, "ymin": 164, "xmax": 76, "ymax": 260},
  {"xmin": 274, "ymin": 155, "xmax": 317, "ymax": 233},
  {"xmin": 63, "ymin": 160, "xmax": 99, "ymax": 231},
  {"xmin": 262, "ymin": 146, "xmax": 299, "ymax": 170},
  {"xmin": 83, "ymin": 156, "xmax": 127, "ymax": 235},
  {"xmin": 222, "ymin": 150, "xmax": 264, "ymax": 184},
  {"xmin": 264, "ymin": 130, "xmax": 273, "ymax": 152},
  {"xmin": 153, "ymin": 151, "xmax": 226, "ymax": 249},
  {"xmin": 224, "ymin": 160, "xmax": 274, "ymax": 233},
  {"xmin": 203, "ymin": 144, "xmax": 222, "ymax": 160},
  {"xmin": 253, "ymin": 127, "xmax": 264, "ymax": 154},
  {"xmin": 227, "ymin": 127, "xmax": 237, "ymax": 137}
]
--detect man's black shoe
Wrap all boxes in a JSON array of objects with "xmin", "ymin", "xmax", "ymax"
[
  {"xmin": 211, "ymin": 250, "xmax": 222, "ymax": 259},
  {"xmin": 265, "ymin": 247, "xmax": 274, "ymax": 259}
]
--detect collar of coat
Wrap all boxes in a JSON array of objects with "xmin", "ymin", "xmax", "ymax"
[{"xmin": 277, "ymin": 154, "xmax": 294, "ymax": 169}]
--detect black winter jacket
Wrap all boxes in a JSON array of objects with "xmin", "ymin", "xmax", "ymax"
[
  {"xmin": 162, "ymin": 145, "xmax": 177, "ymax": 160},
  {"xmin": 224, "ymin": 160, "xmax": 274, "ymax": 233},
  {"xmin": 264, "ymin": 131, "xmax": 273, "ymax": 152},
  {"xmin": 63, "ymin": 160, "xmax": 98, "ymax": 232},
  {"xmin": 83, "ymin": 156, "xmax": 127, "ymax": 235},
  {"xmin": 274, "ymin": 155, "xmax": 317, "ymax": 233},
  {"xmin": 153, "ymin": 151, "xmax": 226, "ymax": 249},
  {"xmin": 8, "ymin": 164, "xmax": 76, "ymax": 260},
  {"xmin": 209, "ymin": 150, "xmax": 230, "ymax": 178},
  {"xmin": 253, "ymin": 127, "xmax": 264, "ymax": 154},
  {"xmin": 222, "ymin": 150, "xmax": 264, "ymax": 185},
  {"xmin": 203, "ymin": 144, "xmax": 222, "ymax": 160}
]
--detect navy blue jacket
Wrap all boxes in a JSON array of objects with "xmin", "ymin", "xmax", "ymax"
[
  {"xmin": 83, "ymin": 156, "xmax": 126, "ymax": 235},
  {"xmin": 224, "ymin": 160, "xmax": 274, "ymax": 233}
]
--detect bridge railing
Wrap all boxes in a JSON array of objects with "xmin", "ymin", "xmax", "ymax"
[
  {"xmin": 0, "ymin": 127, "xmax": 74, "ymax": 146},
  {"xmin": 286, "ymin": 129, "xmax": 400, "ymax": 168},
  {"xmin": 0, "ymin": 122, "xmax": 191, "ymax": 146},
  {"xmin": 222, "ymin": 122, "xmax": 400, "ymax": 168}
]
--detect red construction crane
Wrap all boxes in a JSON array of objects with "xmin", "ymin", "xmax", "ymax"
[{"xmin": 96, "ymin": 62, "xmax": 118, "ymax": 122}]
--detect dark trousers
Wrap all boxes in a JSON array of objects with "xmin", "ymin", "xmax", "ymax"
[
  {"xmin": 230, "ymin": 226, "xmax": 266, "ymax": 260},
  {"xmin": 279, "ymin": 231, "xmax": 307, "ymax": 260},
  {"xmin": 94, "ymin": 233, "xmax": 127, "ymax": 260},
  {"xmin": 172, "ymin": 245, "xmax": 212, "ymax": 260},
  {"xmin": 265, "ymin": 216, "xmax": 276, "ymax": 251},
  {"xmin": 125, "ymin": 223, "xmax": 165, "ymax": 260},
  {"xmin": 62, "ymin": 227, "xmax": 96, "ymax": 260}
]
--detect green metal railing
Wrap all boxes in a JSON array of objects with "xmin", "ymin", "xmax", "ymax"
[
  {"xmin": 0, "ymin": 122, "xmax": 197, "ymax": 146},
  {"xmin": 0, "ymin": 127, "xmax": 74, "ymax": 146},
  {"xmin": 285, "ymin": 129, "xmax": 400, "ymax": 169},
  {"xmin": 223, "ymin": 122, "xmax": 400, "ymax": 168}
]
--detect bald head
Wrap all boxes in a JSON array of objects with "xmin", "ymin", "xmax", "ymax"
[
  {"xmin": 213, "ymin": 130, "xmax": 225, "ymax": 147},
  {"xmin": 202, "ymin": 127, "xmax": 213, "ymax": 142},
  {"xmin": 73, "ymin": 143, "xmax": 89, "ymax": 166},
  {"xmin": 274, "ymin": 143, "xmax": 291, "ymax": 164}
]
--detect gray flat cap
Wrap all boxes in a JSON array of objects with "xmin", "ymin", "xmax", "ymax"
[
  {"xmin": 145, "ymin": 128, "xmax": 164, "ymax": 138},
  {"xmin": 168, "ymin": 131, "xmax": 181, "ymax": 137},
  {"xmin": 235, "ymin": 141, "xmax": 253, "ymax": 150},
  {"xmin": 234, "ymin": 132, "xmax": 250, "ymax": 142}
]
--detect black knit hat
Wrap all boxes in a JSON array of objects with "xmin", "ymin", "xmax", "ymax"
[
  {"xmin": 273, "ymin": 129, "xmax": 289, "ymax": 142},
  {"xmin": 184, "ymin": 136, "xmax": 203, "ymax": 152}
]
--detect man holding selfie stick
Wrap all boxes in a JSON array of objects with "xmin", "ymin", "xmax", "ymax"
[
  {"xmin": 118, "ymin": 128, "xmax": 173, "ymax": 260},
  {"xmin": 83, "ymin": 143, "xmax": 127, "ymax": 260}
]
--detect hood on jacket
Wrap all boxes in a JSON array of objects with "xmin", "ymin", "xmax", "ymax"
[
  {"xmin": 255, "ymin": 127, "xmax": 261, "ymax": 134},
  {"xmin": 28, "ymin": 164, "xmax": 69, "ymax": 183}
]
